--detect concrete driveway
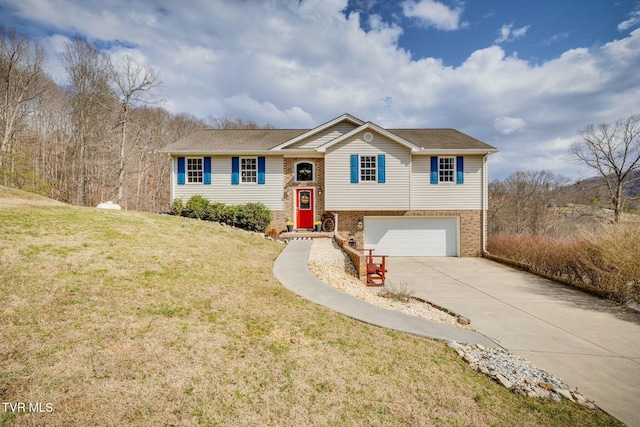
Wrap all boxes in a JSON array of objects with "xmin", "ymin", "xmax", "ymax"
[{"xmin": 386, "ymin": 257, "xmax": 640, "ymax": 427}]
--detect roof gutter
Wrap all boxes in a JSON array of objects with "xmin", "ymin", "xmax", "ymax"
[{"xmin": 413, "ymin": 148, "xmax": 499, "ymax": 155}]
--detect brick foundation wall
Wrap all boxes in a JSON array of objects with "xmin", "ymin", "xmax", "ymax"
[
  {"xmin": 334, "ymin": 210, "xmax": 484, "ymax": 257},
  {"xmin": 335, "ymin": 233, "xmax": 367, "ymax": 281}
]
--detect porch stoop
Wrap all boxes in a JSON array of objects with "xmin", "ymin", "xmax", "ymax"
[{"xmin": 280, "ymin": 231, "xmax": 335, "ymax": 239}]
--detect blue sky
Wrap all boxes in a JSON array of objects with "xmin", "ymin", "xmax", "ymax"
[{"xmin": 1, "ymin": 0, "xmax": 639, "ymax": 180}]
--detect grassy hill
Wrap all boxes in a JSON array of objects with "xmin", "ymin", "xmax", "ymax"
[{"xmin": 0, "ymin": 187, "xmax": 622, "ymax": 426}]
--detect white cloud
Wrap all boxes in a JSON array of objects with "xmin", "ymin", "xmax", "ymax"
[
  {"xmin": 494, "ymin": 117, "xmax": 526, "ymax": 135},
  {"xmin": 618, "ymin": 10, "xmax": 640, "ymax": 31},
  {"xmin": 3, "ymin": 0, "xmax": 640, "ymax": 181},
  {"xmin": 495, "ymin": 23, "xmax": 530, "ymax": 43},
  {"xmin": 402, "ymin": 0, "xmax": 467, "ymax": 31}
]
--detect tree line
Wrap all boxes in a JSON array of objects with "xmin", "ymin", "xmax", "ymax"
[
  {"xmin": 0, "ymin": 27, "xmax": 273, "ymax": 212},
  {"xmin": 3, "ymin": 26, "xmax": 638, "ymax": 219},
  {"xmin": 489, "ymin": 114, "xmax": 640, "ymax": 235}
]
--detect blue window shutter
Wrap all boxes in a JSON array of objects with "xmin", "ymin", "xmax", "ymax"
[
  {"xmin": 231, "ymin": 157, "xmax": 239, "ymax": 185},
  {"xmin": 177, "ymin": 157, "xmax": 185, "ymax": 185},
  {"xmin": 430, "ymin": 156, "xmax": 438, "ymax": 184},
  {"xmin": 456, "ymin": 156, "xmax": 464, "ymax": 184},
  {"xmin": 203, "ymin": 157, "xmax": 211, "ymax": 185},
  {"xmin": 257, "ymin": 156, "xmax": 266, "ymax": 185},
  {"xmin": 377, "ymin": 154, "xmax": 386, "ymax": 183},
  {"xmin": 350, "ymin": 154, "xmax": 359, "ymax": 183}
]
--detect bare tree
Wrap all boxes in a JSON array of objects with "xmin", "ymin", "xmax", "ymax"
[
  {"xmin": 60, "ymin": 36, "xmax": 114, "ymax": 206},
  {"xmin": 110, "ymin": 56, "xmax": 161, "ymax": 207},
  {"xmin": 0, "ymin": 26, "xmax": 46, "ymax": 184},
  {"xmin": 489, "ymin": 170, "xmax": 569, "ymax": 235},
  {"xmin": 208, "ymin": 114, "xmax": 275, "ymax": 129},
  {"xmin": 571, "ymin": 114, "xmax": 640, "ymax": 223}
]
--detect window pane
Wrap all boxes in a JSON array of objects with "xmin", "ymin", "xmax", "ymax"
[
  {"xmin": 439, "ymin": 157, "xmax": 454, "ymax": 183},
  {"xmin": 360, "ymin": 155, "xmax": 376, "ymax": 182},
  {"xmin": 187, "ymin": 158, "xmax": 203, "ymax": 183},
  {"xmin": 241, "ymin": 158, "xmax": 257, "ymax": 183}
]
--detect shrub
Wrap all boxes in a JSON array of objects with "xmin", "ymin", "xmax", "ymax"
[
  {"xmin": 218, "ymin": 202, "xmax": 272, "ymax": 232},
  {"xmin": 379, "ymin": 281, "xmax": 414, "ymax": 303},
  {"xmin": 487, "ymin": 223, "xmax": 640, "ymax": 305},
  {"xmin": 219, "ymin": 204, "xmax": 237, "ymax": 226},
  {"xmin": 207, "ymin": 202, "xmax": 227, "ymax": 222},
  {"xmin": 183, "ymin": 195, "xmax": 210, "ymax": 220},
  {"xmin": 170, "ymin": 198, "xmax": 184, "ymax": 216},
  {"xmin": 239, "ymin": 202, "xmax": 272, "ymax": 232},
  {"xmin": 174, "ymin": 197, "xmax": 273, "ymax": 233}
]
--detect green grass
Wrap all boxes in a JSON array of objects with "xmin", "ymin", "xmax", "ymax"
[{"xmin": 0, "ymin": 189, "xmax": 624, "ymax": 426}]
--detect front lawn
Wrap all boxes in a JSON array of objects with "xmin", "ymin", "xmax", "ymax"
[{"xmin": 0, "ymin": 191, "xmax": 622, "ymax": 426}]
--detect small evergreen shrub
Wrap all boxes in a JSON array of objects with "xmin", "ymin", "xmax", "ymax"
[
  {"xmin": 174, "ymin": 196, "xmax": 273, "ymax": 234},
  {"xmin": 171, "ymin": 198, "xmax": 184, "ymax": 216},
  {"xmin": 208, "ymin": 202, "xmax": 227, "ymax": 222},
  {"xmin": 239, "ymin": 202, "xmax": 272, "ymax": 232},
  {"xmin": 219, "ymin": 204, "xmax": 237, "ymax": 226},
  {"xmin": 183, "ymin": 194, "xmax": 210, "ymax": 220}
]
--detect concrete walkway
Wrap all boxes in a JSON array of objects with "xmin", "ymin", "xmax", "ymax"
[
  {"xmin": 272, "ymin": 239, "xmax": 498, "ymax": 347},
  {"xmin": 386, "ymin": 256, "xmax": 640, "ymax": 427}
]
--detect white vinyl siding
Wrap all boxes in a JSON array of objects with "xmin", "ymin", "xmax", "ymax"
[
  {"xmin": 286, "ymin": 123, "xmax": 359, "ymax": 150},
  {"xmin": 172, "ymin": 156, "xmax": 284, "ymax": 210},
  {"xmin": 411, "ymin": 155, "xmax": 484, "ymax": 210},
  {"xmin": 325, "ymin": 131, "xmax": 410, "ymax": 210}
]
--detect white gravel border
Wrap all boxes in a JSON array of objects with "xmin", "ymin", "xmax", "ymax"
[{"xmin": 307, "ymin": 238, "xmax": 471, "ymax": 329}]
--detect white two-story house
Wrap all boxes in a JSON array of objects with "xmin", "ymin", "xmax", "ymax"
[{"xmin": 160, "ymin": 114, "xmax": 498, "ymax": 257}]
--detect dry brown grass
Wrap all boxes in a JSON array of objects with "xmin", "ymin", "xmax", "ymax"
[
  {"xmin": 0, "ymin": 189, "xmax": 623, "ymax": 426},
  {"xmin": 487, "ymin": 220, "xmax": 640, "ymax": 304}
]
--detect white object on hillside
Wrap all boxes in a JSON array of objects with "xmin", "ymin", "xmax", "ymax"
[{"xmin": 96, "ymin": 201, "xmax": 122, "ymax": 210}]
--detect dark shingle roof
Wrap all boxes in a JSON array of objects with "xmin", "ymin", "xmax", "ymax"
[
  {"xmin": 160, "ymin": 127, "xmax": 497, "ymax": 153},
  {"xmin": 160, "ymin": 129, "xmax": 308, "ymax": 153},
  {"xmin": 390, "ymin": 129, "xmax": 496, "ymax": 151}
]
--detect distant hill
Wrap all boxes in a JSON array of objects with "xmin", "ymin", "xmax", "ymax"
[{"xmin": 564, "ymin": 170, "xmax": 640, "ymax": 211}]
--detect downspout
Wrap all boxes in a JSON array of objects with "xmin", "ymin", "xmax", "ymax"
[{"xmin": 482, "ymin": 154, "xmax": 488, "ymax": 253}]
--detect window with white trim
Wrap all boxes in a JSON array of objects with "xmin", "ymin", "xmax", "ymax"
[
  {"xmin": 187, "ymin": 158, "xmax": 203, "ymax": 183},
  {"xmin": 439, "ymin": 157, "xmax": 455, "ymax": 183},
  {"xmin": 241, "ymin": 157, "xmax": 257, "ymax": 183},
  {"xmin": 360, "ymin": 155, "xmax": 376, "ymax": 182}
]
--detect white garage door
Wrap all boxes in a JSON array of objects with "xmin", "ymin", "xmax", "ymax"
[{"xmin": 364, "ymin": 217, "xmax": 458, "ymax": 257}]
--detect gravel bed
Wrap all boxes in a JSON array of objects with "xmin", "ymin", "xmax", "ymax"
[{"xmin": 307, "ymin": 238, "xmax": 470, "ymax": 329}]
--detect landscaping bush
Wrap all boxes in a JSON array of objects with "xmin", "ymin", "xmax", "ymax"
[
  {"xmin": 174, "ymin": 196, "xmax": 273, "ymax": 233},
  {"xmin": 237, "ymin": 202, "xmax": 272, "ymax": 232},
  {"xmin": 487, "ymin": 223, "xmax": 640, "ymax": 304},
  {"xmin": 183, "ymin": 194, "xmax": 210, "ymax": 220},
  {"xmin": 207, "ymin": 202, "xmax": 227, "ymax": 222},
  {"xmin": 170, "ymin": 198, "xmax": 184, "ymax": 216},
  {"xmin": 219, "ymin": 202, "xmax": 272, "ymax": 232}
]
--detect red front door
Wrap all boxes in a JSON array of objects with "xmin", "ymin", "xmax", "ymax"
[{"xmin": 296, "ymin": 189, "xmax": 314, "ymax": 229}]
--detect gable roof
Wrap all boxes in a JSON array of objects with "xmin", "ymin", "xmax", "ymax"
[
  {"xmin": 159, "ymin": 114, "xmax": 498, "ymax": 154},
  {"xmin": 316, "ymin": 122, "xmax": 421, "ymax": 152},
  {"xmin": 270, "ymin": 113, "xmax": 364, "ymax": 150}
]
